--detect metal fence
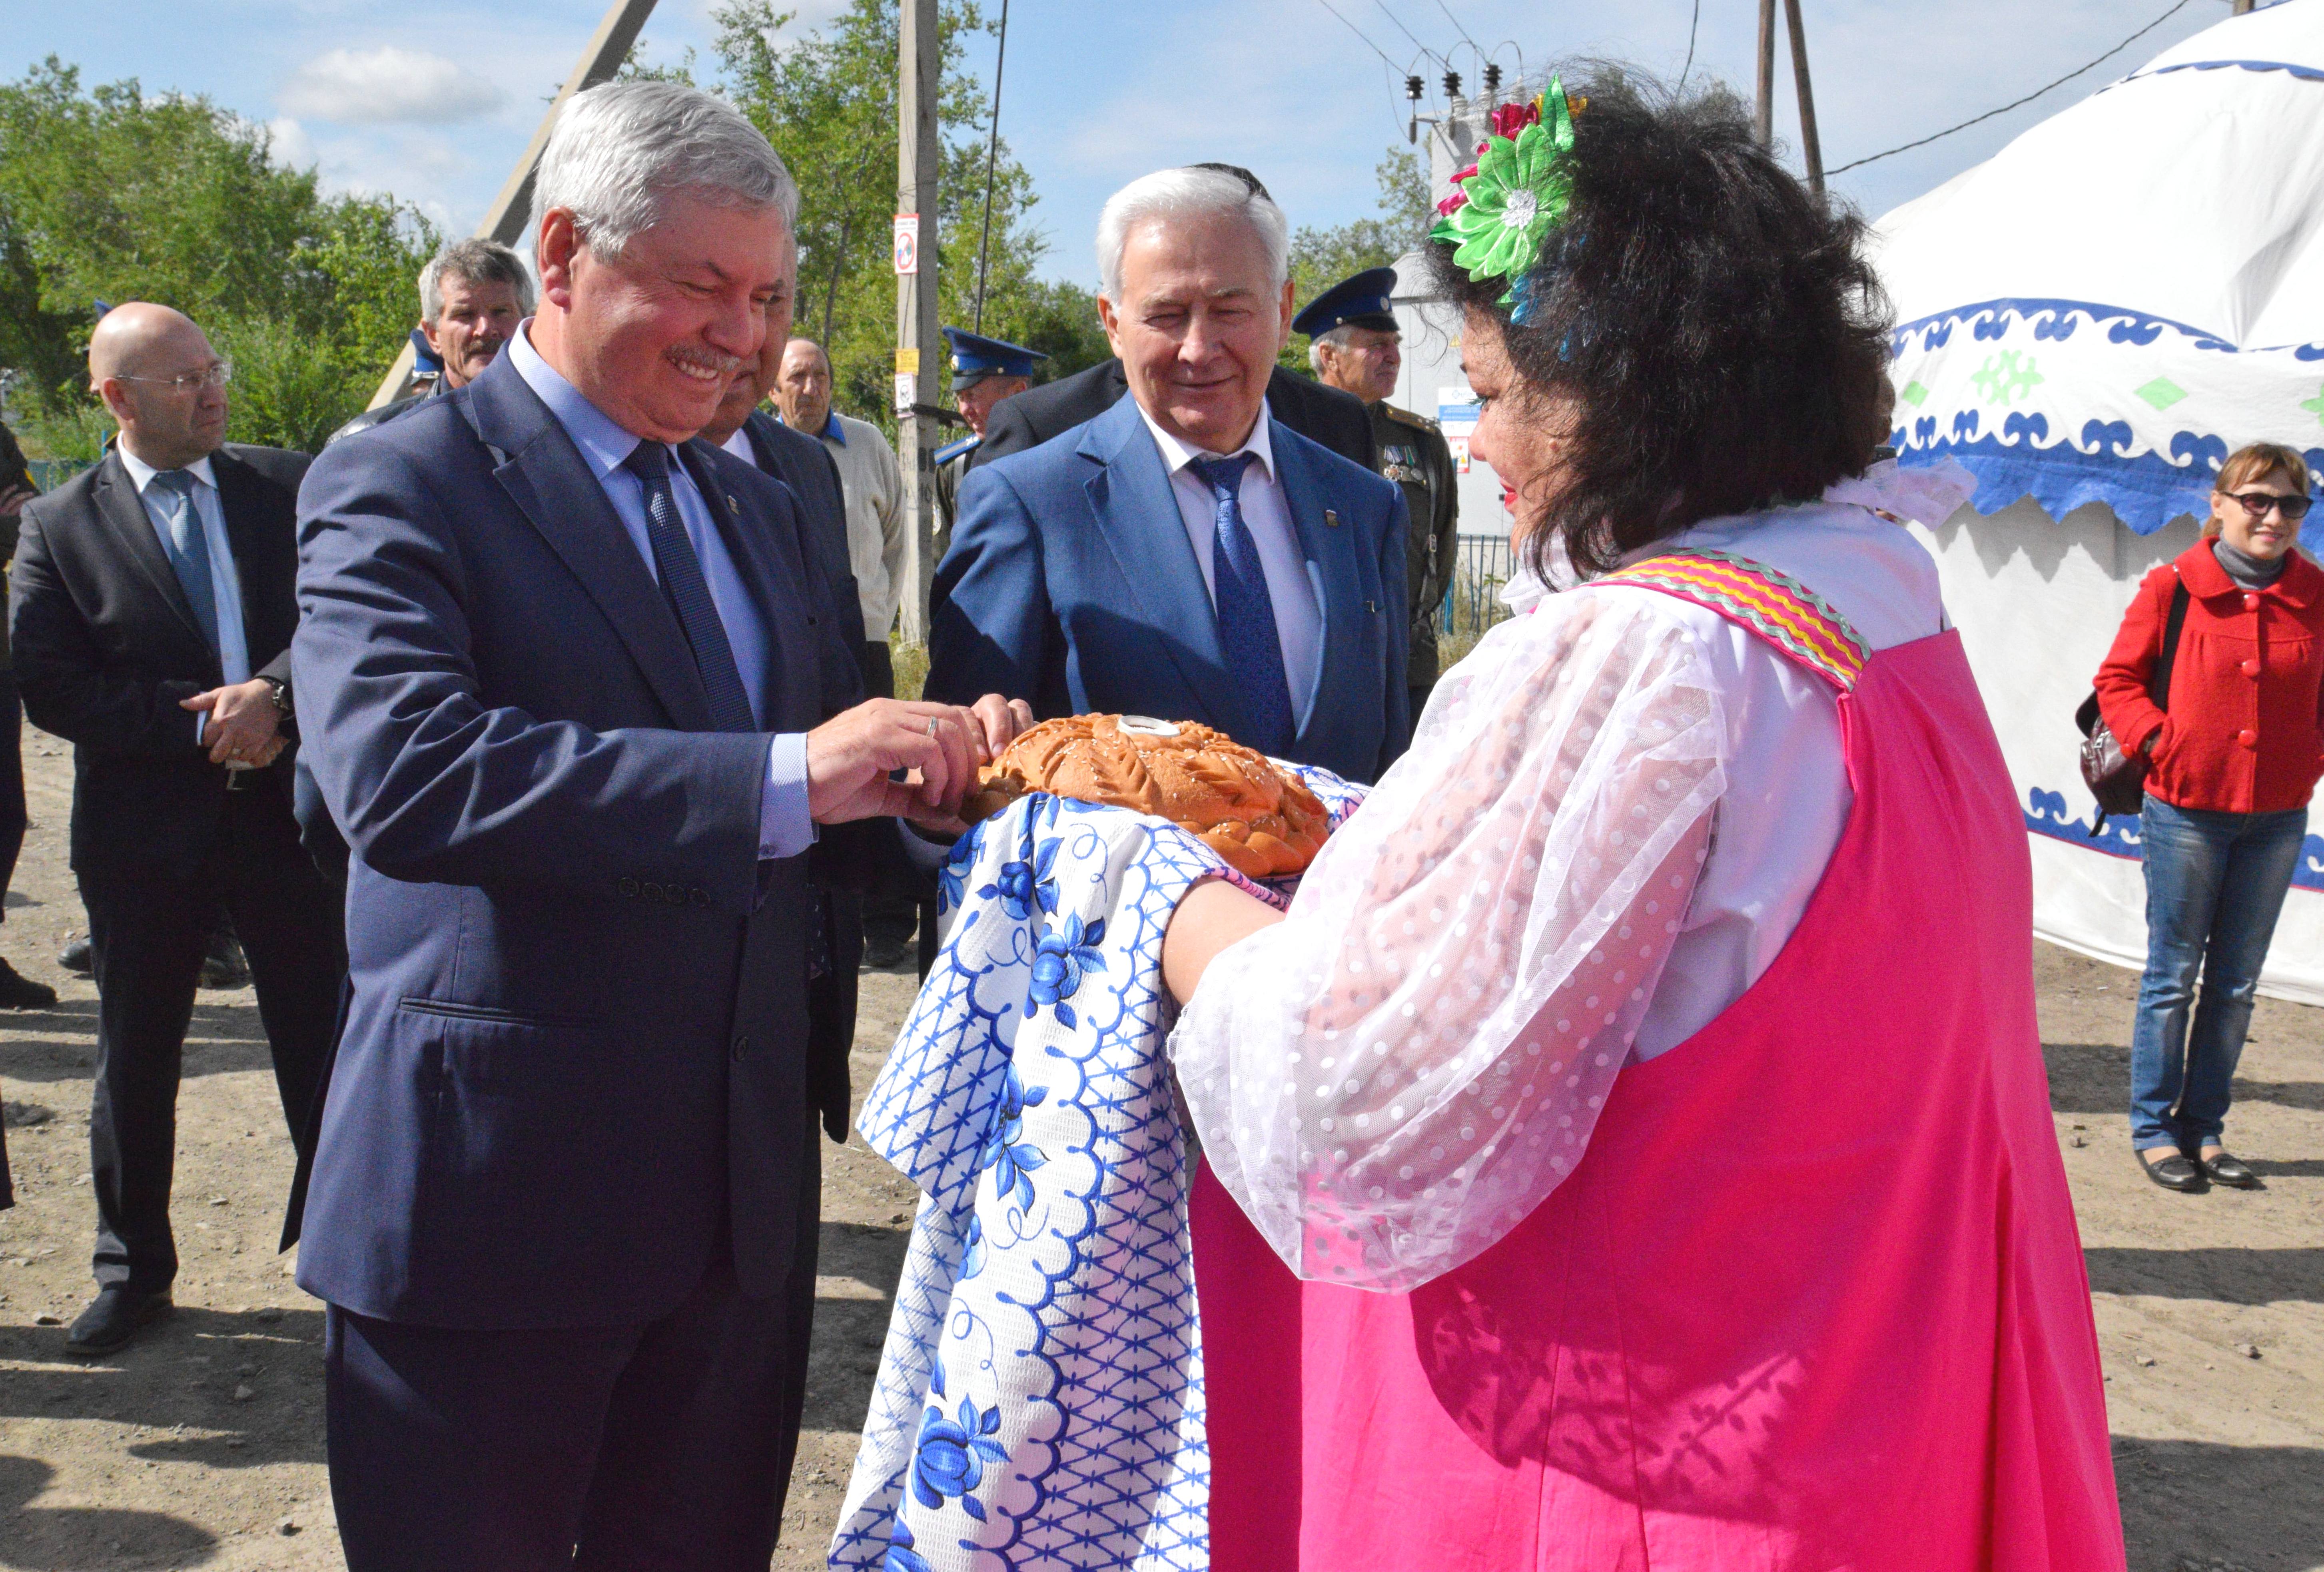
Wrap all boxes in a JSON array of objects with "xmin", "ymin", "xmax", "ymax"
[{"xmin": 1441, "ymin": 532, "xmax": 1519, "ymax": 640}]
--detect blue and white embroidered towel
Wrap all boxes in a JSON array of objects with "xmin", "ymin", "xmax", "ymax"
[{"xmin": 830, "ymin": 775, "xmax": 1361, "ymax": 1572}]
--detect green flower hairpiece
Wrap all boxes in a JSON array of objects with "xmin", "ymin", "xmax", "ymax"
[{"xmin": 1428, "ymin": 78, "xmax": 1580, "ymax": 309}]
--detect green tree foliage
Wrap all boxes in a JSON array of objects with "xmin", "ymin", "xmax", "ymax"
[
  {"xmin": 1280, "ymin": 147, "xmax": 1433, "ymax": 370},
  {"xmin": 0, "ymin": 58, "xmax": 438, "ymax": 456},
  {"xmin": 712, "ymin": 0, "xmax": 1104, "ymax": 429}
]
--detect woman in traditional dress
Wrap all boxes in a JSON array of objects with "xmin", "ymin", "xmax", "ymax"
[{"xmin": 1160, "ymin": 70, "xmax": 2124, "ymax": 1569}]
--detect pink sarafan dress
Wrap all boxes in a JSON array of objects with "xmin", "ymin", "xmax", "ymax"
[{"xmin": 1175, "ymin": 545, "xmax": 2125, "ymax": 1569}]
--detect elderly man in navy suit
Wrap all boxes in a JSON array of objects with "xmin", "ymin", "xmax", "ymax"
[
  {"xmin": 291, "ymin": 81, "xmax": 1023, "ymax": 1568},
  {"xmin": 928, "ymin": 164, "xmax": 1410, "ymax": 784}
]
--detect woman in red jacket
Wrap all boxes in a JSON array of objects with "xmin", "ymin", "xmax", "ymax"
[{"xmin": 2095, "ymin": 441, "xmax": 2324, "ymax": 1193}]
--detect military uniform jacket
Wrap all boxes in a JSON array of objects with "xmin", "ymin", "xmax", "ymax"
[{"xmin": 1370, "ymin": 401, "xmax": 1460, "ymax": 688}]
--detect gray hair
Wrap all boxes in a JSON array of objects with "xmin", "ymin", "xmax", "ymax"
[
  {"xmin": 531, "ymin": 80, "xmax": 799, "ymax": 259},
  {"xmin": 1307, "ymin": 323, "xmax": 1358, "ymax": 375},
  {"xmin": 1095, "ymin": 165, "xmax": 1289, "ymax": 303},
  {"xmin": 419, "ymin": 238, "xmax": 535, "ymax": 321}
]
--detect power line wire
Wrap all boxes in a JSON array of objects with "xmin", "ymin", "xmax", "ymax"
[
  {"xmin": 1314, "ymin": 0, "xmax": 1404, "ymax": 70},
  {"xmin": 1827, "ymin": 0, "xmax": 2194, "ymax": 175},
  {"xmin": 1678, "ymin": 0, "xmax": 1702, "ymax": 90},
  {"xmin": 1370, "ymin": 0, "xmax": 1451, "ymax": 68},
  {"xmin": 972, "ymin": 0, "xmax": 1009, "ymax": 331},
  {"xmin": 1432, "ymin": 0, "xmax": 1480, "ymax": 53}
]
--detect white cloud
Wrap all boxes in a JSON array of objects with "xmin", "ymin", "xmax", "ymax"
[
  {"xmin": 280, "ymin": 46, "xmax": 507, "ymax": 125},
  {"xmin": 266, "ymin": 117, "xmax": 319, "ymax": 171}
]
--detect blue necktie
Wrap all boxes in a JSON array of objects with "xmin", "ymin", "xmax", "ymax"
[
  {"xmin": 1188, "ymin": 452, "xmax": 1295, "ymax": 757},
  {"xmin": 146, "ymin": 468, "xmax": 220, "ymax": 655},
  {"xmin": 622, "ymin": 443, "xmax": 759, "ymax": 734}
]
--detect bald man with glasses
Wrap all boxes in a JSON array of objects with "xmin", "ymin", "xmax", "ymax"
[{"xmin": 10, "ymin": 301, "xmax": 343, "ymax": 1357}]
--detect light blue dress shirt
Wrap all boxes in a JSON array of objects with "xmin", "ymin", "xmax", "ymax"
[
  {"xmin": 508, "ymin": 325, "xmax": 813, "ymax": 861},
  {"xmin": 114, "ymin": 446, "xmax": 249, "ymax": 744}
]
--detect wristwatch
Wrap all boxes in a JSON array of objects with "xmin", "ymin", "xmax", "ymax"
[{"xmin": 265, "ymin": 676, "xmax": 292, "ymax": 720}]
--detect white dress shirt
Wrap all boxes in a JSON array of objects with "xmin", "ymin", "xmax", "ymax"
[
  {"xmin": 509, "ymin": 323, "xmax": 812, "ymax": 861},
  {"xmin": 115, "ymin": 445, "xmax": 249, "ymax": 743},
  {"xmin": 1134, "ymin": 406, "xmax": 1325, "ymax": 729}
]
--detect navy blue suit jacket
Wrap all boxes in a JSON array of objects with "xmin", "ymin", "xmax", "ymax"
[
  {"xmin": 291, "ymin": 349, "xmax": 844, "ymax": 1328},
  {"xmin": 928, "ymin": 395, "xmax": 1411, "ymax": 783}
]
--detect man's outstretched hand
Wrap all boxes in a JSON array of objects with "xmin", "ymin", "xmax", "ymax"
[{"xmin": 806, "ymin": 693, "xmax": 1034, "ymax": 831}]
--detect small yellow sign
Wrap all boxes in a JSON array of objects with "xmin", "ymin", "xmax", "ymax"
[{"xmin": 895, "ymin": 348, "xmax": 921, "ymax": 375}]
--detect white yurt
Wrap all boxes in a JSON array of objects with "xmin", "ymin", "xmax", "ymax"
[{"xmin": 1873, "ymin": 0, "xmax": 2324, "ymax": 1004}]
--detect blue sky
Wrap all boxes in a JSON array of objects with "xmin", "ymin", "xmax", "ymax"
[{"xmin": 0, "ymin": 0, "xmax": 2248, "ymax": 288}]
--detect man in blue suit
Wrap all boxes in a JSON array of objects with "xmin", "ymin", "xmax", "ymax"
[
  {"xmin": 291, "ymin": 82, "xmax": 1021, "ymax": 1569},
  {"xmin": 928, "ymin": 165, "xmax": 1410, "ymax": 784}
]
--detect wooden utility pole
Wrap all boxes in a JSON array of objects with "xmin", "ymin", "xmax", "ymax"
[
  {"xmin": 1754, "ymin": 0, "xmax": 1777, "ymax": 147},
  {"xmin": 1783, "ymin": 0, "xmax": 1825, "ymax": 198},
  {"xmin": 364, "ymin": 0, "xmax": 659, "ymax": 411},
  {"xmin": 894, "ymin": 0, "xmax": 942, "ymax": 646}
]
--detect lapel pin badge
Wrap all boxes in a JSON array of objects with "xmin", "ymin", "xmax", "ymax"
[{"xmin": 1325, "ymin": 508, "xmax": 1341, "ymax": 528}]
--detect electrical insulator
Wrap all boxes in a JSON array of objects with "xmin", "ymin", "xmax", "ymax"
[
  {"xmin": 1405, "ymin": 74, "xmax": 1424, "ymax": 102},
  {"xmin": 1443, "ymin": 70, "xmax": 1462, "ymax": 98},
  {"xmin": 1483, "ymin": 64, "xmax": 1502, "ymax": 94}
]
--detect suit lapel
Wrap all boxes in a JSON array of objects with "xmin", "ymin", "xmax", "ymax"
[
  {"xmin": 467, "ymin": 354, "xmax": 713, "ymax": 731},
  {"xmin": 89, "ymin": 453, "xmax": 215, "ymax": 666},
  {"xmin": 1272, "ymin": 423, "xmax": 1367, "ymax": 753},
  {"xmin": 1079, "ymin": 398, "xmax": 1247, "ymax": 736}
]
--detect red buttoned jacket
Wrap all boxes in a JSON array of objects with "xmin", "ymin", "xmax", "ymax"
[{"xmin": 2095, "ymin": 539, "xmax": 2324, "ymax": 815}]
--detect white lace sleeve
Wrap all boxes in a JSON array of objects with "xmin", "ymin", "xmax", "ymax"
[{"xmin": 1170, "ymin": 588, "xmax": 1729, "ymax": 1291}]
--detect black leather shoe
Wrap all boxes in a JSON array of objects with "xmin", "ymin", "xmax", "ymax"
[
  {"xmin": 2200, "ymin": 1152, "xmax": 2264, "ymax": 1190},
  {"xmin": 58, "ymin": 934, "xmax": 92, "ymax": 976},
  {"xmin": 0, "ymin": 958, "xmax": 56, "ymax": 1010},
  {"xmin": 860, "ymin": 933, "xmax": 912, "ymax": 971},
  {"xmin": 2137, "ymin": 1151, "xmax": 2207, "ymax": 1193},
  {"xmin": 64, "ymin": 1288, "xmax": 174, "ymax": 1356},
  {"xmin": 199, "ymin": 934, "xmax": 249, "ymax": 990}
]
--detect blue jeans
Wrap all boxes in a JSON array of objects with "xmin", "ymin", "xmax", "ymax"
[{"xmin": 2129, "ymin": 797, "xmax": 2308, "ymax": 1152}]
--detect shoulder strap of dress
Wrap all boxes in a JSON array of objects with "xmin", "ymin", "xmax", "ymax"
[{"xmin": 1592, "ymin": 547, "xmax": 1871, "ymax": 693}]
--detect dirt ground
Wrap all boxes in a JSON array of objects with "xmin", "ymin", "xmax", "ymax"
[{"xmin": 0, "ymin": 721, "xmax": 2319, "ymax": 1571}]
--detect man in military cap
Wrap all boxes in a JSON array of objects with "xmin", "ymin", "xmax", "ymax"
[
  {"xmin": 1297, "ymin": 266, "xmax": 1459, "ymax": 720},
  {"xmin": 932, "ymin": 327, "xmax": 1046, "ymax": 568}
]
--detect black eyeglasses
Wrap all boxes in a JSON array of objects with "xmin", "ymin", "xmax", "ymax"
[{"xmin": 2225, "ymin": 489, "xmax": 2313, "ymax": 521}]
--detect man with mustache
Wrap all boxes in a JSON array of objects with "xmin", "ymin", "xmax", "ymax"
[
  {"xmin": 326, "ymin": 238, "xmax": 532, "ymax": 445},
  {"xmin": 290, "ymin": 81, "xmax": 1025, "ymax": 1565}
]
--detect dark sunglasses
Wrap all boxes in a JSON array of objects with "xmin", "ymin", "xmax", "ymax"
[{"xmin": 2225, "ymin": 489, "xmax": 2313, "ymax": 521}]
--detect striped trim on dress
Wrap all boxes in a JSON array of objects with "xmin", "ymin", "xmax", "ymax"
[{"xmin": 1592, "ymin": 548, "xmax": 1871, "ymax": 693}]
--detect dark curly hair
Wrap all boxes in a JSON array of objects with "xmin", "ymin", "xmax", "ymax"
[{"xmin": 1429, "ymin": 67, "xmax": 1892, "ymax": 579}]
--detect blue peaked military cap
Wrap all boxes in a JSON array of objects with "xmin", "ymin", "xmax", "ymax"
[
  {"xmin": 1292, "ymin": 266, "xmax": 1400, "ymax": 339},
  {"xmin": 942, "ymin": 327, "xmax": 1047, "ymax": 391}
]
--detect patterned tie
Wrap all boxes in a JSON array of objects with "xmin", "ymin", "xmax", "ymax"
[
  {"xmin": 621, "ymin": 443, "xmax": 759, "ymax": 733},
  {"xmin": 146, "ymin": 468, "xmax": 220, "ymax": 654},
  {"xmin": 1187, "ymin": 451, "xmax": 1295, "ymax": 757}
]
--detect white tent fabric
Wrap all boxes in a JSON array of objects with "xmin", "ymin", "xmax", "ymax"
[{"xmin": 1873, "ymin": 0, "xmax": 2324, "ymax": 1004}]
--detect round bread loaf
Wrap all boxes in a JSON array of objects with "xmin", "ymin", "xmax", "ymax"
[{"xmin": 964, "ymin": 714, "xmax": 1332, "ymax": 878}]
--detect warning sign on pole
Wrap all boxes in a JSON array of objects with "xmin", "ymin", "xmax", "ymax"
[{"xmin": 892, "ymin": 214, "xmax": 920, "ymax": 276}]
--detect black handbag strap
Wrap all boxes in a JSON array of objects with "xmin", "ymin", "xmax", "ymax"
[{"xmin": 2148, "ymin": 575, "xmax": 2191, "ymax": 712}]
